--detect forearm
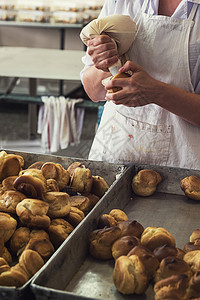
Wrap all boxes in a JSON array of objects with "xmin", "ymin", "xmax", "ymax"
[
  {"xmin": 82, "ymin": 66, "xmax": 111, "ymax": 102},
  {"xmin": 156, "ymin": 82, "xmax": 200, "ymax": 127}
]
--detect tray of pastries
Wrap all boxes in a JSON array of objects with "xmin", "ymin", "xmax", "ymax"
[
  {"xmin": 31, "ymin": 163, "xmax": 200, "ymax": 300},
  {"xmin": 0, "ymin": 150, "xmax": 124, "ymax": 300}
]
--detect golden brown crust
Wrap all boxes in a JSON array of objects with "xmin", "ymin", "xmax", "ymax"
[
  {"xmin": 184, "ymin": 239, "xmax": 200, "ymax": 252},
  {"xmin": 98, "ymin": 214, "xmax": 117, "ymax": 228},
  {"xmin": 180, "ymin": 176, "xmax": 200, "ymax": 201},
  {"xmin": 48, "ymin": 218, "xmax": 74, "ymax": 249},
  {"xmin": 108, "ymin": 72, "xmax": 131, "ymax": 93},
  {"xmin": 187, "ymin": 271, "xmax": 200, "ymax": 299},
  {"xmin": 70, "ymin": 167, "xmax": 93, "ymax": 193},
  {"xmin": 1, "ymin": 247, "xmax": 12, "ymax": 265},
  {"xmin": 112, "ymin": 235, "xmax": 140, "ymax": 260},
  {"xmin": 65, "ymin": 206, "xmax": 85, "ymax": 227},
  {"xmin": 16, "ymin": 198, "xmax": 50, "ymax": 229},
  {"xmin": 190, "ymin": 229, "xmax": 200, "ymax": 242},
  {"xmin": 183, "ymin": 250, "xmax": 200, "ymax": 273},
  {"xmin": 69, "ymin": 195, "xmax": 90, "ymax": 213},
  {"xmin": 109, "ymin": 209, "xmax": 128, "ymax": 224},
  {"xmin": 18, "ymin": 249, "xmax": 44, "ymax": 278},
  {"xmin": 81, "ymin": 192, "xmax": 100, "ymax": 210},
  {"xmin": 27, "ymin": 161, "xmax": 44, "ymax": 170},
  {"xmin": 46, "ymin": 179, "xmax": 59, "ymax": 192},
  {"xmin": 117, "ymin": 220, "xmax": 144, "ymax": 238},
  {"xmin": 67, "ymin": 162, "xmax": 83, "ymax": 176},
  {"xmin": 43, "ymin": 191, "xmax": 71, "ymax": 218},
  {"xmin": 91, "ymin": 175, "xmax": 109, "ymax": 198},
  {"xmin": 10, "ymin": 227, "xmax": 31, "ymax": 255},
  {"xmin": 0, "ymin": 151, "xmax": 24, "ymax": 181},
  {"xmin": 41, "ymin": 162, "xmax": 70, "ymax": 190},
  {"xmin": 0, "ymin": 190, "xmax": 26, "ymax": 214},
  {"xmin": 0, "ymin": 257, "xmax": 10, "ymax": 274},
  {"xmin": 89, "ymin": 226, "xmax": 121, "ymax": 260},
  {"xmin": 25, "ymin": 238, "xmax": 54, "ymax": 262},
  {"xmin": 153, "ymin": 244, "xmax": 178, "ymax": 262},
  {"xmin": 141, "ymin": 226, "xmax": 176, "ymax": 251},
  {"xmin": 2, "ymin": 176, "xmax": 17, "ymax": 191},
  {"xmin": 0, "ymin": 268, "xmax": 28, "ymax": 287},
  {"xmin": 0, "ymin": 212, "xmax": 17, "ymax": 242},
  {"xmin": 132, "ymin": 169, "xmax": 162, "ymax": 197}
]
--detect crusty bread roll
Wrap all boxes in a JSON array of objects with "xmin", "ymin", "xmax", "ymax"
[
  {"xmin": 1, "ymin": 247, "xmax": 12, "ymax": 265},
  {"xmin": 16, "ymin": 198, "xmax": 50, "ymax": 229},
  {"xmin": 153, "ymin": 244, "xmax": 179, "ymax": 262},
  {"xmin": 81, "ymin": 192, "xmax": 100, "ymax": 211},
  {"xmin": 190, "ymin": 229, "xmax": 200, "ymax": 242},
  {"xmin": 0, "ymin": 268, "xmax": 28, "ymax": 287},
  {"xmin": 109, "ymin": 209, "xmax": 128, "ymax": 224},
  {"xmin": 46, "ymin": 179, "xmax": 59, "ymax": 192},
  {"xmin": 89, "ymin": 226, "xmax": 121, "ymax": 260},
  {"xmin": 112, "ymin": 235, "xmax": 140, "ymax": 260},
  {"xmin": 117, "ymin": 220, "xmax": 144, "ymax": 238},
  {"xmin": 18, "ymin": 249, "xmax": 44, "ymax": 279},
  {"xmin": 154, "ymin": 274, "xmax": 189, "ymax": 300},
  {"xmin": 27, "ymin": 161, "xmax": 44, "ymax": 170},
  {"xmin": 66, "ymin": 162, "xmax": 83, "ymax": 176},
  {"xmin": 41, "ymin": 162, "xmax": 70, "ymax": 191},
  {"xmin": 183, "ymin": 250, "xmax": 200, "ymax": 273},
  {"xmin": 0, "ymin": 190, "xmax": 26, "ymax": 214},
  {"xmin": 69, "ymin": 166, "xmax": 93, "ymax": 194},
  {"xmin": 10, "ymin": 227, "xmax": 31, "ymax": 256},
  {"xmin": 154, "ymin": 256, "xmax": 192, "ymax": 282},
  {"xmin": 43, "ymin": 191, "xmax": 71, "ymax": 218},
  {"xmin": 113, "ymin": 254, "xmax": 149, "ymax": 295},
  {"xmin": 98, "ymin": 214, "xmax": 117, "ymax": 228},
  {"xmin": 180, "ymin": 175, "xmax": 200, "ymax": 201},
  {"xmin": 0, "ymin": 151, "xmax": 24, "ymax": 181},
  {"xmin": 108, "ymin": 72, "xmax": 131, "ymax": 93},
  {"xmin": 141, "ymin": 226, "xmax": 176, "ymax": 251},
  {"xmin": 14, "ymin": 169, "xmax": 47, "ymax": 199},
  {"xmin": 69, "ymin": 195, "xmax": 90, "ymax": 213},
  {"xmin": 65, "ymin": 206, "xmax": 85, "ymax": 228},
  {"xmin": 0, "ymin": 212, "xmax": 17, "ymax": 243},
  {"xmin": 187, "ymin": 271, "xmax": 200, "ymax": 299},
  {"xmin": 25, "ymin": 237, "xmax": 54, "ymax": 262},
  {"xmin": 0, "ymin": 257, "xmax": 10, "ymax": 274},
  {"xmin": 132, "ymin": 169, "xmax": 162, "ymax": 197},
  {"xmin": 127, "ymin": 245, "xmax": 159, "ymax": 278},
  {"xmin": 48, "ymin": 218, "xmax": 74, "ymax": 249},
  {"xmin": 2, "ymin": 176, "xmax": 17, "ymax": 191},
  {"xmin": 91, "ymin": 175, "xmax": 109, "ymax": 198},
  {"xmin": 183, "ymin": 239, "xmax": 200, "ymax": 252}
]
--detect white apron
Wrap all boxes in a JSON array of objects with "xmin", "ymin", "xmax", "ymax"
[{"xmin": 89, "ymin": 0, "xmax": 200, "ymax": 169}]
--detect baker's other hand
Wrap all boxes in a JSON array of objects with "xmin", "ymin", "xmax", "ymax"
[
  {"xmin": 87, "ymin": 34, "xmax": 119, "ymax": 72},
  {"xmin": 105, "ymin": 61, "xmax": 161, "ymax": 107}
]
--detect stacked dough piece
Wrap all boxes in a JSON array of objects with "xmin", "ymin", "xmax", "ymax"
[{"xmin": 0, "ymin": 150, "xmax": 109, "ymax": 287}]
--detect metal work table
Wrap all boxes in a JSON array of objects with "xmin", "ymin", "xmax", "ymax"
[{"xmin": 0, "ymin": 46, "xmax": 86, "ymax": 139}]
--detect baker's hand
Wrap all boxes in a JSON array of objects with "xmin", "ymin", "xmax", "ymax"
[
  {"xmin": 87, "ymin": 34, "xmax": 119, "ymax": 72},
  {"xmin": 104, "ymin": 61, "xmax": 161, "ymax": 107}
]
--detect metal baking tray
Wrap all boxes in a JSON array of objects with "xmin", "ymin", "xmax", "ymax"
[
  {"xmin": 1, "ymin": 150, "xmax": 125, "ymax": 300},
  {"xmin": 31, "ymin": 163, "xmax": 200, "ymax": 300}
]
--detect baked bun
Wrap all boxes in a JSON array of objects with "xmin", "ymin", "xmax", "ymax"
[
  {"xmin": 141, "ymin": 226, "xmax": 176, "ymax": 251},
  {"xmin": 69, "ymin": 195, "xmax": 90, "ymax": 213},
  {"xmin": 108, "ymin": 72, "xmax": 131, "ymax": 93},
  {"xmin": 65, "ymin": 206, "xmax": 85, "ymax": 227},
  {"xmin": 132, "ymin": 169, "xmax": 162, "ymax": 197},
  {"xmin": 180, "ymin": 175, "xmax": 200, "ymax": 201},
  {"xmin": 46, "ymin": 179, "xmax": 59, "ymax": 192},
  {"xmin": 41, "ymin": 162, "xmax": 70, "ymax": 190},
  {"xmin": 0, "ymin": 257, "xmax": 10, "ymax": 274},
  {"xmin": 183, "ymin": 250, "xmax": 200, "ymax": 273},
  {"xmin": 187, "ymin": 271, "xmax": 200, "ymax": 299},
  {"xmin": 183, "ymin": 239, "xmax": 200, "ymax": 252},
  {"xmin": 109, "ymin": 209, "xmax": 128, "ymax": 224},
  {"xmin": 10, "ymin": 227, "xmax": 31, "ymax": 255},
  {"xmin": 0, "ymin": 268, "xmax": 28, "ymax": 287},
  {"xmin": 190, "ymin": 229, "xmax": 200, "ymax": 242},
  {"xmin": 14, "ymin": 169, "xmax": 47, "ymax": 199},
  {"xmin": 0, "ymin": 190, "xmax": 26, "ymax": 214},
  {"xmin": 127, "ymin": 245, "xmax": 159, "ymax": 278},
  {"xmin": 91, "ymin": 176, "xmax": 109, "ymax": 198},
  {"xmin": 0, "ymin": 212, "xmax": 17, "ymax": 242},
  {"xmin": 154, "ymin": 274, "xmax": 189, "ymax": 300},
  {"xmin": 82, "ymin": 192, "xmax": 100, "ymax": 211},
  {"xmin": 1, "ymin": 247, "xmax": 12, "ymax": 265},
  {"xmin": 153, "ymin": 244, "xmax": 178, "ymax": 262},
  {"xmin": 25, "ymin": 237, "xmax": 54, "ymax": 262},
  {"xmin": 2, "ymin": 176, "xmax": 17, "ymax": 191},
  {"xmin": 66, "ymin": 162, "xmax": 83, "ymax": 176},
  {"xmin": 16, "ymin": 198, "xmax": 50, "ymax": 229},
  {"xmin": 113, "ymin": 254, "xmax": 148, "ymax": 295},
  {"xmin": 18, "ymin": 249, "xmax": 44, "ymax": 278},
  {"xmin": 27, "ymin": 161, "xmax": 44, "ymax": 170},
  {"xmin": 154, "ymin": 256, "xmax": 192, "ymax": 282},
  {"xmin": 48, "ymin": 218, "xmax": 74, "ymax": 249},
  {"xmin": 89, "ymin": 226, "xmax": 121, "ymax": 260},
  {"xmin": 112, "ymin": 236, "xmax": 140, "ymax": 260},
  {"xmin": 69, "ymin": 166, "xmax": 93, "ymax": 194},
  {"xmin": 0, "ymin": 151, "xmax": 24, "ymax": 181},
  {"xmin": 117, "ymin": 220, "xmax": 144, "ymax": 238},
  {"xmin": 98, "ymin": 214, "xmax": 117, "ymax": 228},
  {"xmin": 43, "ymin": 191, "xmax": 71, "ymax": 218}
]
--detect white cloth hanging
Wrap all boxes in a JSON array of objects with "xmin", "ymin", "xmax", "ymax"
[{"xmin": 39, "ymin": 96, "xmax": 84, "ymax": 153}]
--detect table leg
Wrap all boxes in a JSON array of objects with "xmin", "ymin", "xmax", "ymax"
[{"xmin": 28, "ymin": 78, "xmax": 37, "ymax": 140}]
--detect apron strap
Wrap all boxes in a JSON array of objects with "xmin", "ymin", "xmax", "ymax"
[
  {"xmin": 188, "ymin": 3, "xmax": 198, "ymax": 21},
  {"xmin": 141, "ymin": 0, "xmax": 149, "ymax": 12}
]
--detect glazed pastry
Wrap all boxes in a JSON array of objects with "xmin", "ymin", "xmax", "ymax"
[
  {"xmin": 112, "ymin": 235, "xmax": 140, "ymax": 260},
  {"xmin": 91, "ymin": 175, "xmax": 109, "ymax": 198},
  {"xmin": 180, "ymin": 175, "xmax": 200, "ymax": 201},
  {"xmin": 16, "ymin": 198, "xmax": 50, "ymax": 229},
  {"xmin": 89, "ymin": 226, "xmax": 121, "ymax": 260},
  {"xmin": 0, "ymin": 212, "xmax": 17, "ymax": 242},
  {"xmin": 69, "ymin": 166, "xmax": 93, "ymax": 193},
  {"xmin": 98, "ymin": 214, "xmax": 117, "ymax": 228},
  {"xmin": 132, "ymin": 169, "xmax": 162, "ymax": 197},
  {"xmin": 14, "ymin": 169, "xmax": 47, "ymax": 199},
  {"xmin": 113, "ymin": 254, "xmax": 149, "ymax": 295},
  {"xmin": 43, "ymin": 191, "xmax": 71, "ymax": 218},
  {"xmin": 183, "ymin": 250, "xmax": 200, "ymax": 273},
  {"xmin": 48, "ymin": 218, "xmax": 74, "ymax": 249},
  {"xmin": 0, "ymin": 151, "xmax": 24, "ymax": 181},
  {"xmin": 41, "ymin": 162, "xmax": 70, "ymax": 190},
  {"xmin": 187, "ymin": 271, "xmax": 200, "ymax": 299},
  {"xmin": 109, "ymin": 209, "xmax": 128, "ymax": 224},
  {"xmin": 65, "ymin": 206, "xmax": 85, "ymax": 227},
  {"xmin": 141, "ymin": 226, "xmax": 176, "ymax": 251},
  {"xmin": 128, "ymin": 245, "xmax": 159, "ymax": 278},
  {"xmin": 154, "ymin": 274, "xmax": 189, "ymax": 300},
  {"xmin": 69, "ymin": 195, "xmax": 90, "ymax": 213},
  {"xmin": 190, "ymin": 229, "xmax": 200, "ymax": 242},
  {"xmin": 0, "ymin": 190, "xmax": 26, "ymax": 214},
  {"xmin": 154, "ymin": 256, "xmax": 192, "ymax": 282},
  {"xmin": 117, "ymin": 220, "xmax": 144, "ymax": 238}
]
